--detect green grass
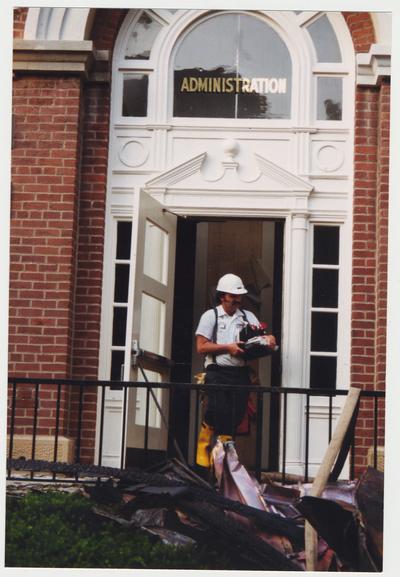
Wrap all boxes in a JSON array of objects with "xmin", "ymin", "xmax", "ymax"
[{"xmin": 5, "ymin": 490, "xmax": 233, "ymax": 569}]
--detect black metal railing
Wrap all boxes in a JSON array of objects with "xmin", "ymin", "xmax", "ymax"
[{"xmin": 7, "ymin": 377, "xmax": 385, "ymax": 484}]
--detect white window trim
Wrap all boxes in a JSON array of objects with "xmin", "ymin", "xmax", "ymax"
[{"xmin": 305, "ymin": 221, "xmax": 352, "ymax": 394}]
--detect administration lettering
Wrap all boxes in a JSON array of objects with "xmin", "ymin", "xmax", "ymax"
[{"xmin": 179, "ymin": 77, "xmax": 287, "ymax": 94}]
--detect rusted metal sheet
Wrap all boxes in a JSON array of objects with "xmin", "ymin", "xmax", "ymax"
[
  {"xmin": 355, "ymin": 467, "xmax": 383, "ymax": 570},
  {"xmin": 295, "ymin": 468, "xmax": 383, "ymax": 571}
]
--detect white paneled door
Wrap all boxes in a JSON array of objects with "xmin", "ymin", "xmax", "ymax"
[
  {"xmin": 101, "ymin": 191, "xmax": 176, "ymax": 466},
  {"xmin": 125, "ymin": 190, "xmax": 177, "ymax": 454}
]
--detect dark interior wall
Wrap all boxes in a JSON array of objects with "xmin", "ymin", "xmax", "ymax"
[{"xmin": 169, "ymin": 218, "xmax": 197, "ymax": 457}]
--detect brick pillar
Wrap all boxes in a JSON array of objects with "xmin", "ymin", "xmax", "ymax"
[
  {"xmin": 375, "ymin": 79, "xmax": 390, "ymax": 393},
  {"xmin": 351, "ymin": 86, "xmax": 378, "ymax": 392},
  {"xmin": 72, "ymin": 82, "xmax": 109, "ymax": 380},
  {"xmin": 351, "ymin": 80, "xmax": 389, "ymax": 475},
  {"xmin": 351, "ymin": 86, "xmax": 378, "ymax": 475},
  {"xmin": 9, "ymin": 75, "xmax": 82, "ymax": 448},
  {"xmin": 10, "ymin": 76, "xmax": 82, "ymax": 378},
  {"xmin": 374, "ymin": 79, "xmax": 390, "ymax": 461}
]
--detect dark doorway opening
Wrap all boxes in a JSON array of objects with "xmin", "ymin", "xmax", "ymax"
[
  {"xmin": 169, "ymin": 218, "xmax": 197, "ymax": 459},
  {"xmin": 170, "ymin": 217, "xmax": 284, "ymax": 471}
]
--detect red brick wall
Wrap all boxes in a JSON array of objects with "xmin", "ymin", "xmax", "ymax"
[
  {"xmin": 71, "ymin": 83, "xmax": 109, "ymax": 381},
  {"xmin": 13, "ymin": 8, "xmax": 28, "ymax": 38},
  {"xmin": 91, "ymin": 8, "xmax": 128, "ymax": 51},
  {"xmin": 9, "ymin": 75, "xmax": 82, "ymax": 438},
  {"xmin": 9, "ymin": 76, "xmax": 82, "ymax": 378},
  {"xmin": 8, "ymin": 381, "xmax": 71, "ymax": 438},
  {"xmin": 352, "ymin": 80, "xmax": 389, "ymax": 473},
  {"xmin": 375, "ymin": 79, "xmax": 390, "ymax": 393},
  {"xmin": 344, "ymin": 13, "xmax": 389, "ymax": 474},
  {"xmin": 343, "ymin": 12, "xmax": 375, "ymax": 52},
  {"xmin": 351, "ymin": 86, "xmax": 379, "ymax": 392}
]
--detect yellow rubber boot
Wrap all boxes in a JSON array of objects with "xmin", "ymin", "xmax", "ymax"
[{"xmin": 196, "ymin": 422, "xmax": 214, "ymax": 467}]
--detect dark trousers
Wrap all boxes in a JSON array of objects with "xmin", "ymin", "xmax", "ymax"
[{"xmin": 203, "ymin": 365, "xmax": 251, "ymax": 436}]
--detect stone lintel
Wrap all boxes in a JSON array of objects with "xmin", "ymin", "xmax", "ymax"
[
  {"xmin": 13, "ymin": 39, "xmax": 110, "ymax": 81},
  {"xmin": 357, "ymin": 43, "xmax": 391, "ymax": 86}
]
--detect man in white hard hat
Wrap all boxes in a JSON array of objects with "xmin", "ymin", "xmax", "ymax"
[{"xmin": 195, "ymin": 273, "xmax": 276, "ymax": 469}]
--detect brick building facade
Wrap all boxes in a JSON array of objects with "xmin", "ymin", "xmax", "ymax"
[{"xmin": 8, "ymin": 8, "xmax": 390, "ymax": 475}]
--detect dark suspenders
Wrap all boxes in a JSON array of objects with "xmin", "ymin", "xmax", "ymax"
[{"xmin": 211, "ymin": 307, "xmax": 218, "ymax": 363}]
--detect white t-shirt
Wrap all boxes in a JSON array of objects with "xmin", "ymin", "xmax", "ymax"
[{"xmin": 195, "ymin": 304, "xmax": 260, "ymax": 367}]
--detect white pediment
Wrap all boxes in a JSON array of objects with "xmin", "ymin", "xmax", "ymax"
[{"xmin": 144, "ymin": 149, "xmax": 314, "ymax": 196}]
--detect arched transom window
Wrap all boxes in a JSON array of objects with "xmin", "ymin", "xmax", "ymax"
[
  {"xmin": 173, "ymin": 13, "xmax": 292, "ymax": 119},
  {"xmin": 117, "ymin": 10, "xmax": 351, "ymax": 126}
]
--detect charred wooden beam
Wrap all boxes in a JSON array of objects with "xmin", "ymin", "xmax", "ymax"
[
  {"xmin": 7, "ymin": 458, "xmax": 303, "ymax": 545},
  {"xmin": 177, "ymin": 498, "xmax": 302, "ymax": 571},
  {"xmin": 184, "ymin": 486, "xmax": 304, "ymax": 546},
  {"xmin": 7, "ymin": 458, "xmax": 187, "ymax": 486}
]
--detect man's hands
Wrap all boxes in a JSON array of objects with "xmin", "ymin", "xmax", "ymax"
[
  {"xmin": 262, "ymin": 334, "xmax": 277, "ymax": 349},
  {"xmin": 196, "ymin": 333, "xmax": 278, "ymax": 358},
  {"xmin": 226, "ymin": 342, "xmax": 245, "ymax": 357}
]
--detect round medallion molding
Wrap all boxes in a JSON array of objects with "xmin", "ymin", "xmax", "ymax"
[
  {"xmin": 316, "ymin": 144, "xmax": 344, "ymax": 172},
  {"xmin": 118, "ymin": 140, "xmax": 149, "ymax": 167}
]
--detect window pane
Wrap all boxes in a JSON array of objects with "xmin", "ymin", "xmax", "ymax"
[
  {"xmin": 143, "ymin": 221, "xmax": 169, "ymax": 284},
  {"xmin": 174, "ymin": 13, "xmax": 291, "ymax": 119},
  {"xmin": 175, "ymin": 14, "xmax": 237, "ymax": 75},
  {"xmin": 312, "ymin": 269, "xmax": 338, "ymax": 308},
  {"xmin": 237, "ymin": 14, "xmax": 291, "ymax": 119},
  {"xmin": 174, "ymin": 71, "xmax": 237, "ymax": 118},
  {"xmin": 122, "ymin": 74, "xmax": 148, "ymax": 117},
  {"xmin": 311, "ymin": 312, "xmax": 338, "ymax": 352},
  {"xmin": 307, "ymin": 15, "xmax": 341, "ymax": 62},
  {"xmin": 112, "ymin": 307, "xmax": 127, "ymax": 346},
  {"xmin": 317, "ymin": 77, "xmax": 342, "ymax": 120},
  {"xmin": 110, "ymin": 350, "xmax": 125, "ymax": 380},
  {"xmin": 125, "ymin": 12, "xmax": 162, "ymax": 60},
  {"xmin": 114, "ymin": 264, "xmax": 130, "ymax": 303},
  {"xmin": 140, "ymin": 293, "xmax": 166, "ymax": 355},
  {"xmin": 174, "ymin": 13, "xmax": 237, "ymax": 118},
  {"xmin": 310, "ymin": 356, "xmax": 337, "ymax": 389},
  {"xmin": 314, "ymin": 226, "xmax": 339, "ymax": 265},
  {"xmin": 116, "ymin": 221, "xmax": 132, "ymax": 260}
]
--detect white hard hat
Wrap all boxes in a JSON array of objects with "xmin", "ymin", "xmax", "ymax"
[{"xmin": 216, "ymin": 273, "xmax": 248, "ymax": 295}]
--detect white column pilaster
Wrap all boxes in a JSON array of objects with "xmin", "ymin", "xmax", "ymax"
[{"xmin": 281, "ymin": 211, "xmax": 310, "ymax": 474}]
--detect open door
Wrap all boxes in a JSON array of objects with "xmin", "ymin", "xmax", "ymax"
[
  {"xmin": 100, "ymin": 190, "xmax": 177, "ymax": 468},
  {"xmin": 123, "ymin": 190, "xmax": 177, "ymax": 463}
]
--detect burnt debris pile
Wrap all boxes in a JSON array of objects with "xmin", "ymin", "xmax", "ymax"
[{"xmin": 7, "ymin": 452, "xmax": 383, "ymax": 572}]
